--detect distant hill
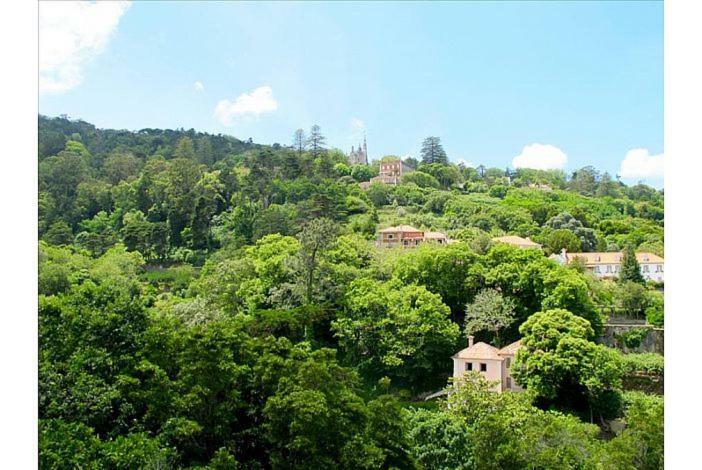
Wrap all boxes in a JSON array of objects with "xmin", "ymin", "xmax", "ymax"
[{"xmin": 38, "ymin": 114, "xmax": 268, "ymax": 163}]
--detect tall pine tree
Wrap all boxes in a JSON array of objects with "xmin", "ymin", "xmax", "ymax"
[
  {"xmin": 307, "ymin": 125, "xmax": 326, "ymax": 158},
  {"xmin": 420, "ymin": 136, "xmax": 448, "ymax": 164},
  {"xmin": 293, "ymin": 129, "xmax": 307, "ymax": 157}
]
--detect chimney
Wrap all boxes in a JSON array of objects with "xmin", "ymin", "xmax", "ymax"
[{"xmin": 468, "ymin": 335, "xmax": 474, "ymax": 348}]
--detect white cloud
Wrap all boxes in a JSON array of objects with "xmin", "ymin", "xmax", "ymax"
[
  {"xmin": 350, "ymin": 118, "xmax": 366, "ymax": 142},
  {"xmin": 39, "ymin": 1, "xmax": 131, "ymax": 94},
  {"xmin": 213, "ymin": 86, "xmax": 278, "ymax": 125},
  {"xmin": 512, "ymin": 143, "xmax": 568, "ymax": 170},
  {"xmin": 351, "ymin": 118, "xmax": 365, "ymax": 132},
  {"xmin": 619, "ymin": 148, "xmax": 664, "ymax": 179},
  {"xmin": 193, "ymin": 81, "xmax": 205, "ymax": 92}
]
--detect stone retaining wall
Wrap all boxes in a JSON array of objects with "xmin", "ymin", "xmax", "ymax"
[{"xmin": 600, "ymin": 324, "xmax": 664, "ymax": 354}]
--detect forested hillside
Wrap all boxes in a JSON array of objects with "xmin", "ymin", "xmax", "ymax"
[{"xmin": 38, "ymin": 115, "xmax": 663, "ymax": 469}]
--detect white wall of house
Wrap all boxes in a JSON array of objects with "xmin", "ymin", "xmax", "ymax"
[
  {"xmin": 640, "ymin": 263, "xmax": 664, "ymax": 282},
  {"xmin": 589, "ymin": 263, "xmax": 664, "ymax": 282},
  {"xmin": 550, "ymin": 251, "xmax": 664, "ymax": 283},
  {"xmin": 452, "ymin": 358, "xmax": 503, "ymax": 392}
]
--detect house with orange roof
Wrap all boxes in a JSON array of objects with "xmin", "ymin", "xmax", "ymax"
[
  {"xmin": 377, "ymin": 225, "xmax": 449, "ymax": 248},
  {"xmin": 550, "ymin": 249, "xmax": 664, "ymax": 282},
  {"xmin": 451, "ymin": 336, "xmax": 524, "ymax": 392}
]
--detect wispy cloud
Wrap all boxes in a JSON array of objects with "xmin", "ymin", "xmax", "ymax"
[
  {"xmin": 214, "ymin": 86, "xmax": 278, "ymax": 126},
  {"xmin": 619, "ymin": 148, "xmax": 663, "ymax": 179},
  {"xmin": 455, "ymin": 158, "xmax": 475, "ymax": 168},
  {"xmin": 350, "ymin": 118, "xmax": 366, "ymax": 143},
  {"xmin": 351, "ymin": 118, "xmax": 365, "ymax": 133},
  {"xmin": 193, "ymin": 81, "xmax": 205, "ymax": 92},
  {"xmin": 512, "ymin": 143, "xmax": 568, "ymax": 170},
  {"xmin": 39, "ymin": 1, "xmax": 131, "ymax": 94}
]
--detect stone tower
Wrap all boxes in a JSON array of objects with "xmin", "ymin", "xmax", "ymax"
[{"xmin": 348, "ymin": 134, "xmax": 368, "ymax": 165}]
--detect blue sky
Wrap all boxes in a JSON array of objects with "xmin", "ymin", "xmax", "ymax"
[{"xmin": 39, "ymin": 1, "xmax": 663, "ymax": 186}]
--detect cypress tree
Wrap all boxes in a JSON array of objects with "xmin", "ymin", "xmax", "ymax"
[{"xmin": 619, "ymin": 244, "xmax": 645, "ymax": 284}]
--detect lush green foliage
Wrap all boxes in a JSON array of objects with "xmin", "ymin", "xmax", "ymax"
[
  {"xmin": 463, "ymin": 288, "xmax": 516, "ymax": 347},
  {"xmin": 333, "ymin": 279, "xmax": 460, "ymax": 391},
  {"xmin": 620, "ymin": 244, "xmax": 646, "ymax": 284},
  {"xmin": 512, "ymin": 309, "xmax": 623, "ymax": 418},
  {"xmin": 620, "ymin": 353, "xmax": 664, "ymax": 376},
  {"xmin": 38, "ymin": 116, "xmax": 664, "ymax": 468},
  {"xmin": 435, "ymin": 374, "xmax": 662, "ymax": 469}
]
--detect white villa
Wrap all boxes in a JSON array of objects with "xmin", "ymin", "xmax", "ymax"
[
  {"xmin": 451, "ymin": 336, "xmax": 523, "ymax": 393},
  {"xmin": 549, "ymin": 249, "xmax": 664, "ymax": 282}
]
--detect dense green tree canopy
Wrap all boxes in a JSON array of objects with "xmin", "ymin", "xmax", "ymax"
[
  {"xmin": 333, "ymin": 278, "xmax": 460, "ymax": 391},
  {"xmin": 512, "ymin": 309, "xmax": 622, "ymax": 417},
  {"xmin": 37, "ymin": 116, "xmax": 664, "ymax": 468},
  {"xmin": 463, "ymin": 288, "xmax": 516, "ymax": 347}
]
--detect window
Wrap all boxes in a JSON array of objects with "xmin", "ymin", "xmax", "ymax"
[
  {"xmin": 595, "ymin": 266, "xmax": 601, "ymax": 273},
  {"xmin": 606, "ymin": 265, "xmax": 612, "ymax": 273},
  {"xmin": 388, "ymin": 234, "xmax": 393, "ymax": 239},
  {"xmin": 480, "ymin": 363, "xmax": 487, "ymax": 372},
  {"xmin": 465, "ymin": 362, "xmax": 472, "ymax": 371},
  {"xmin": 506, "ymin": 377, "xmax": 512, "ymax": 389},
  {"xmin": 505, "ymin": 357, "xmax": 511, "ymax": 368},
  {"xmin": 643, "ymin": 265, "xmax": 650, "ymax": 273},
  {"xmin": 656, "ymin": 264, "xmax": 663, "ymax": 272},
  {"xmin": 615, "ymin": 265, "xmax": 620, "ymax": 273}
]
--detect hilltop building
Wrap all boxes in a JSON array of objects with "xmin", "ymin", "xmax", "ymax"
[
  {"xmin": 492, "ymin": 235, "xmax": 542, "ymax": 250},
  {"xmin": 549, "ymin": 249, "xmax": 664, "ymax": 282},
  {"xmin": 369, "ymin": 157, "xmax": 414, "ymax": 185},
  {"xmin": 348, "ymin": 136, "xmax": 368, "ymax": 165},
  {"xmin": 377, "ymin": 225, "xmax": 448, "ymax": 248},
  {"xmin": 452, "ymin": 336, "xmax": 523, "ymax": 393}
]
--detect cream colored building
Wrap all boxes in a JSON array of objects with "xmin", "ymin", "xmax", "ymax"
[
  {"xmin": 451, "ymin": 336, "xmax": 523, "ymax": 392},
  {"xmin": 492, "ymin": 235, "xmax": 542, "ymax": 250},
  {"xmin": 549, "ymin": 249, "xmax": 664, "ymax": 282}
]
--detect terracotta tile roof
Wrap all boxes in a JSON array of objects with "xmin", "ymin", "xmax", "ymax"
[
  {"xmin": 567, "ymin": 252, "xmax": 664, "ymax": 265},
  {"xmin": 498, "ymin": 340, "xmax": 522, "ymax": 355},
  {"xmin": 492, "ymin": 235, "xmax": 542, "ymax": 248},
  {"xmin": 452, "ymin": 342, "xmax": 503, "ymax": 361},
  {"xmin": 379, "ymin": 225, "xmax": 422, "ymax": 233}
]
